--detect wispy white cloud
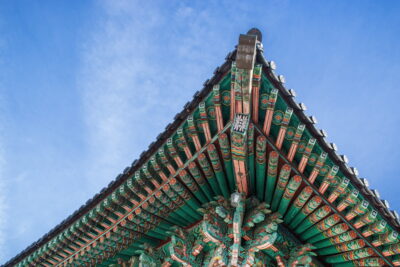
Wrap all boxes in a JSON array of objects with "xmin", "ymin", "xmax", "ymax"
[
  {"xmin": 78, "ymin": 0, "xmax": 246, "ymax": 191},
  {"xmin": 79, "ymin": 0, "xmax": 168, "ymax": 190}
]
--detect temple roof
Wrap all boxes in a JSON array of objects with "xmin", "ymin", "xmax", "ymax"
[{"xmin": 4, "ymin": 28, "xmax": 400, "ymax": 267}]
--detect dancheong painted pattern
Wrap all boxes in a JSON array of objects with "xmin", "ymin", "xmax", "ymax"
[{"xmin": 4, "ymin": 28, "xmax": 400, "ymax": 267}]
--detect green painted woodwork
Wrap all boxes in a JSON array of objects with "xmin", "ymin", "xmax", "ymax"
[
  {"xmin": 317, "ymin": 239, "xmax": 366, "ymax": 256},
  {"xmin": 218, "ymin": 133, "xmax": 235, "ymax": 192},
  {"xmin": 325, "ymin": 247, "xmax": 375, "ymax": 264},
  {"xmin": 289, "ymin": 195, "xmax": 322, "ymax": 229},
  {"xmin": 314, "ymin": 230, "xmax": 358, "ymax": 249},
  {"xmin": 178, "ymin": 170, "xmax": 208, "ymax": 204},
  {"xmin": 277, "ymin": 174, "xmax": 302, "ymax": 216},
  {"xmin": 295, "ymin": 205, "xmax": 332, "ymax": 235},
  {"xmin": 271, "ymin": 164, "xmax": 291, "ymax": 211},
  {"xmin": 372, "ymin": 231, "xmax": 399, "ymax": 247},
  {"xmin": 13, "ymin": 40, "xmax": 400, "ymax": 267},
  {"xmin": 265, "ymin": 150, "xmax": 279, "ymax": 204},
  {"xmin": 247, "ymin": 123, "xmax": 256, "ymax": 192},
  {"xmin": 255, "ymin": 135, "xmax": 267, "ymax": 200},
  {"xmin": 354, "ymin": 210, "xmax": 378, "ymax": 229},
  {"xmin": 383, "ymin": 243, "xmax": 400, "ymax": 256},
  {"xmin": 307, "ymin": 223, "xmax": 350, "ymax": 244},
  {"xmin": 301, "ymin": 214, "xmax": 341, "ymax": 241},
  {"xmin": 335, "ymin": 257, "xmax": 385, "ymax": 267},
  {"xmin": 284, "ymin": 186, "xmax": 313, "ymax": 224},
  {"xmin": 197, "ymin": 152, "xmax": 222, "ymax": 196},
  {"xmin": 207, "ymin": 143, "xmax": 230, "ymax": 198},
  {"xmin": 187, "ymin": 161, "xmax": 214, "ymax": 202}
]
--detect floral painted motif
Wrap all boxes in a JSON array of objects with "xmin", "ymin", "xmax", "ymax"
[
  {"xmin": 260, "ymin": 93, "xmax": 269, "ymax": 110},
  {"xmin": 285, "ymin": 126, "xmax": 296, "ymax": 141},
  {"xmin": 272, "ymin": 110, "xmax": 284, "ymax": 125},
  {"xmin": 221, "ymin": 90, "xmax": 231, "ymax": 106}
]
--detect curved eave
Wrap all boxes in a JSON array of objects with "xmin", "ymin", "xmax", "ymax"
[
  {"xmin": 4, "ymin": 33, "xmax": 400, "ymax": 267},
  {"xmin": 2, "ymin": 51, "xmax": 236, "ymax": 267},
  {"xmin": 256, "ymin": 48, "xmax": 400, "ymax": 232}
]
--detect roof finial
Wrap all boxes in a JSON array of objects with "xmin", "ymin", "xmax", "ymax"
[{"xmin": 247, "ymin": 28, "xmax": 262, "ymax": 42}]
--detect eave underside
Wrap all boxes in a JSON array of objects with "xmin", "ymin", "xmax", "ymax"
[{"xmin": 6, "ymin": 32, "xmax": 400, "ymax": 267}]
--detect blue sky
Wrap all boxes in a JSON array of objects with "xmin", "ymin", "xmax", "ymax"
[{"xmin": 0, "ymin": 0, "xmax": 399, "ymax": 263}]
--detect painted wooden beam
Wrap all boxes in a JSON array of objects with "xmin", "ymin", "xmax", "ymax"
[
  {"xmin": 247, "ymin": 123, "xmax": 255, "ymax": 193},
  {"xmin": 262, "ymin": 89, "xmax": 278, "ymax": 136},
  {"xmin": 284, "ymin": 186, "xmax": 313, "ymax": 224},
  {"xmin": 207, "ymin": 143, "xmax": 230, "ymax": 198},
  {"xmin": 212, "ymin": 85, "xmax": 224, "ymax": 132},
  {"xmin": 265, "ymin": 151, "xmax": 279, "ymax": 205},
  {"xmin": 277, "ymin": 175, "xmax": 302, "ymax": 216},
  {"xmin": 275, "ymin": 108, "xmax": 293, "ymax": 150},
  {"xmin": 325, "ymin": 247, "xmax": 375, "ymax": 264},
  {"xmin": 218, "ymin": 133, "xmax": 235, "ymax": 192},
  {"xmin": 231, "ymin": 113, "xmax": 250, "ymax": 195},
  {"xmin": 255, "ymin": 135, "xmax": 267, "ymax": 201},
  {"xmin": 251, "ymin": 64, "xmax": 262, "ymax": 123},
  {"xmin": 271, "ymin": 164, "xmax": 291, "ymax": 211},
  {"xmin": 289, "ymin": 195, "xmax": 322, "ymax": 229},
  {"xmin": 307, "ymin": 223, "xmax": 350, "ymax": 244},
  {"xmin": 287, "ymin": 124, "xmax": 305, "ymax": 162}
]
